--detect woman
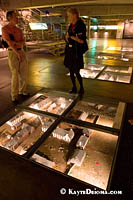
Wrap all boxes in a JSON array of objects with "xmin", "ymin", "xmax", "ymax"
[{"xmin": 64, "ymin": 8, "xmax": 88, "ymax": 94}]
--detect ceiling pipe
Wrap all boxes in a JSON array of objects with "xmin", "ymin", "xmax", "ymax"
[{"xmin": 0, "ymin": 0, "xmax": 97, "ymax": 10}]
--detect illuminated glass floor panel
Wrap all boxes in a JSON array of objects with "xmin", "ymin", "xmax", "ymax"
[
  {"xmin": 106, "ymin": 46, "xmax": 133, "ymax": 52},
  {"xmin": 26, "ymin": 91, "xmax": 75, "ymax": 115},
  {"xmin": 67, "ymin": 63, "xmax": 132, "ymax": 83},
  {"xmin": 0, "ymin": 111, "xmax": 55, "ymax": 155},
  {"xmin": 98, "ymin": 72, "xmax": 131, "ymax": 83},
  {"xmin": 32, "ymin": 122, "xmax": 118, "ymax": 190},
  {"xmin": 96, "ymin": 55, "xmax": 129, "ymax": 62},
  {"xmin": 105, "ymin": 66, "xmax": 132, "ymax": 73},
  {"xmin": 67, "ymin": 100, "xmax": 119, "ymax": 128},
  {"xmin": 80, "ymin": 69, "xmax": 100, "ymax": 79},
  {"xmin": 84, "ymin": 63, "xmax": 105, "ymax": 71}
]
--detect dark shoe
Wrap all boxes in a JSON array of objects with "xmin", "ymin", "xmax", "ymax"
[
  {"xmin": 19, "ymin": 93, "xmax": 30, "ymax": 98},
  {"xmin": 12, "ymin": 99, "xmax": 19, "ymax": 105},
  {"xmin": 69, "ymin": 87, "xmax": 77, "ymax": 94},
  {"xmin": 78, "ymin": 88, "xmax": 84, "ymax": 95},
  {"xmin": 12, "ymin": 95, "xmax": 19, "ymax": 104}
]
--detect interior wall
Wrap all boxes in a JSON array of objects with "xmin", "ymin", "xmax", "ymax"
[
  {"xmin": 116, "ymin": 22, "xmax": 124, "ymax": 39},
  {"xmin": 91, "ymin": 30, "xmax": 117, "ymax": 39},
  {"xmin": 123, "ymin": 20, "xmax": 133, "ymax": 39}
]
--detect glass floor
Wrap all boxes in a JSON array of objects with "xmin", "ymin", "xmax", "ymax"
[
  {"xmin": 32, "ymin": 121, "xmax": 118, "ymax": 190},
  {"xmin": 0, "ymin": 89, "xmax": 126, "ymax": 190},
  {"xmin": 67, "ymin": 63, "xmax": 132, "ymax": 83}
]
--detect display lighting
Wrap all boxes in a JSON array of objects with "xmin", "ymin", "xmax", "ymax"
[
  {"xmin": 30, "ymin": 96, "xmax": 73, "ymax": 115},
  {"xmin": 105, "ymin": 25, "xmax": 118, "ymax": 30},
  {"xmin": 40, "ymin": 13, "xmax": 61, "ymax": 17},
  {"xmin": 107, "ymin": 47, "xmax": 121, "ymax": 51},
  {"xmin": 29, "ymin": 23, "xmax": 48, "ymax": 30},
  {"xmin": 92, "ymin": 25, "xmax": 98, "ymax": 31},
  {"xmin": 82, "ymin": 16, "xmax": 88, "ymax": 19},
  {"xmin": 91, "ymin": 18, "xmax": 98, "ymax": 23},
  {"xmin": 94, "ymin": 32, "xmax": 98, "ymax": 38},
  {"xmin": 104, "ymin": 32, "xmax": 109, "ymax": 37},
  {"xmin": 46, "ymin": 10, "xmax": 49, "ymax": 16},
  {"xmin": 90, "ymin": 25, "xmax": 118, "ymax": 30}
]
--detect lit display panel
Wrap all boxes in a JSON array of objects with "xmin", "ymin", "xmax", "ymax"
[
  {"xmin": 98, "ymin": 72, "xmax": 132, "ymax": 83},
  {"xmin": 29, "ymin": 23, "xmax": 48, "ymax": 30},
  {"xmin": 0, "ymin": 111, "xmax": 55, "ymax": 155},
  {"xmin": 26, "ymin": 91, "xmax": 75, "ymax": 115},
  {"xmin": 97, "ymin": 55, "xmax": 129, "ymax": 62},
  {"xmin": 67, "ymin": 63, "xmax": 105, "ymax": 79},
  {"xmin": 66, "ymin": 100, "xmax": 121, "ymax": 128},
  {"xmin": 106, "ymin": 47, "xmax": 133, "ymax": 52},
  {"xmin": 84, "ymin": 63, "xmax": 105, "ymax": 71},
  {"xmin": 66, "ymin": 63, "xmax": 132, "ymax": 83},
  {"xmin": 80, "ymin": 69, "xmax": 100, "ymax": 79},
  {"xmin": 104, "ymin": 66, "xmax": 132, "ymax": 73},
  {"xmin": 80, "ymin": 63, "xmax": 105, "ymax": 79},
  {"xmin": 98, "ymin": 65, "xmax": 132, "ymax": 83},
  {"xmin": 31, "ymin": 122, "xmax": 118, "ymax": 190},
  {"xmin": 0, "ymin": 90, "xmax": 126, "ymax": 191}
]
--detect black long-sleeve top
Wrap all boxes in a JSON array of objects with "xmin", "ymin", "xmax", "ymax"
[{"xmin": 64, "ymin": 18, "xmax": 88, "ymax": 71}]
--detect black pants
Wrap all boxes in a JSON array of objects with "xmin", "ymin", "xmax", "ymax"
[{"xmin": 69, "ymin": 68, "xmax": 83, "ymax": 89}]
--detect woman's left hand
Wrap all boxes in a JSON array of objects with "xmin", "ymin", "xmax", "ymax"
[
  {"xmin": 70, "ymin": 36, "xmax": 77, "ymax": 41},
  {"xmin": 70, "ymin": 36, "xmax": 84, "ymax": 44}
]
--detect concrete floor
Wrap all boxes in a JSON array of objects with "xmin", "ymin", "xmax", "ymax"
[
  {"xmin": 27, "ymin": 39, "xmax": 133, "ymax": 103},
  {"xmin": 1, "ymin": 39, "xmax": 133, "ymax": 110},
  {"xmin": 0, "ymin": 39, "xmax": 133, "ymax": 199}
]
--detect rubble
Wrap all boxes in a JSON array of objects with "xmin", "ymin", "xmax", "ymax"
[
  {"xmin": 30, "ymin": 117, "xmax": 41, "ymax": 127},
  {"xmin": 97, "ymin": 105, "xmax": 104, "ymax": 110},
  {"xmin": 67, "ymin": 149, "xmax": 86, "ymax": 166},
  {"xmin": 74, "ymin": 102, "xmax": 116, "ymax": 119},
  {"xmin": 88, "ymin": 103, "xmax": 96, "ymax": 107}
]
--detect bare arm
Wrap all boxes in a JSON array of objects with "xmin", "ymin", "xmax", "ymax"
[
  {"xmin": 2, "ymin": 27, "xmax": 20, "ymax": 55},
  {"xmin": 2, "ymin": 27, "xmax": 24, "ymax": 62}
]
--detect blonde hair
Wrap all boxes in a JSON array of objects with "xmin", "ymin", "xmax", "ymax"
[{"xmin": 67, "ymin": 8, "xmax": 79, "ymax": 18}]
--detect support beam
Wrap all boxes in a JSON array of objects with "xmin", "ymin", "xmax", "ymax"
[
  {"xmin": 72, "ymin": 5, "xmax": 133, "ymax": 16},
  {"xmin": 1, "ymin": 0, "xmax": 133, "ymax": 13},
  {"xmin": 0, "ymin": 0, "xmax": 103, "ymax": 10}
]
